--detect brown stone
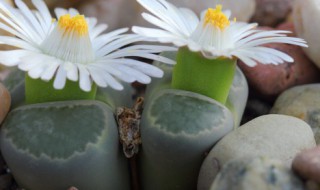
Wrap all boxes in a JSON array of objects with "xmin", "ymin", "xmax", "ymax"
[
  {"xmin": 238, "ymin": 23, "xmax": 320, "ymax": 99},
  {"xmin": 292, "ymin": 146, "xmax": 320, "ymax": 183},
  {"xmin": 251, "ymin": 0, "xmax": 294, "ymax": 27},
  {"xmin": 0, "ymin": 83, "xmax": 10, "ymax": 124}
]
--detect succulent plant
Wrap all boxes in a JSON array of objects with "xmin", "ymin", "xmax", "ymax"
[{"xmin": 0, "ymin": 101, "xmax": 130, "ymax": 190}]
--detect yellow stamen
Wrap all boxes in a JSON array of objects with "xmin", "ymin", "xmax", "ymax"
[
  {"xmin": 204, "ymin": 5, "xmax": 230, "ymax": 30},
  {"xmin": 58, "ymin": 14, "xmax": 88, "ymax": 36}
]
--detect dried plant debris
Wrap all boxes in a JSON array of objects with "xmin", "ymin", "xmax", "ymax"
[{"xmin": 116, "ymin": 97, "xmax": 143, "ymax": 158}]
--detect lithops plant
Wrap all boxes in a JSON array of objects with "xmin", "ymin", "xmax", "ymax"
[
  {"xmin": 132, "ymin": 0, "xmax": 307, "ymax": 189},
  {"xmin": 0, "ymin": 0, "xmax": 176, "ymax": 189},
  {"xmin": 139, "ymin": 62, "xmax": 247, "ymax": 188},
  {"xmin": 1, "ymin": 101, "xmax": 130, "ymax": 190},
  {"xmin": 139, "ymin": 89, "xmax": 234, "ymax": 190},
  {"xmin": 145, "ymin": 51, "xmax": 248, "ymax": 128}
]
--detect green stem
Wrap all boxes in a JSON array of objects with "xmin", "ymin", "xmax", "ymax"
[
  {"xmin": 25, "ymin": 74, "xmax": 97, "ymax": 104},
  {"xmin": 172, "ymin": 47, "xmax": 236, "ymax": 104}
]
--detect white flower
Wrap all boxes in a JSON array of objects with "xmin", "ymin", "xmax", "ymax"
[
  {"xmin": 132, "ymin": 0, "xmax": 308, "ymax": 66},
  {"xmin": 0, "ymin": 0, "xmax": 176, "ymax": 92}
]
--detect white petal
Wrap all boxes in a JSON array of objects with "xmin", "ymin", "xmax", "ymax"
[
  {"xmin": 87, "ymin": 67, "xmax": 107, "ymax": 88},
  {"xmin": 0, "ymin": 22, "xmax": 31, "ymax": 42},
  {"xmin": 137, "ymin": 0, "xmax": 192, "ymax": 36},
  {"xmin": 0, "ymin": 50, "xmax": 31, "ymax": 66},
  {"xmin": 141, "ymin": 12, "xmax": 184, "ymax": 37},
  {"xmin": 132, "ymin": 26, "xmax": 179, "ymax": 39},
  {"xmin": 0, "ymin": 36, "xmax": 40, "ymax": 51},
  {"xmin": 32, "ymin": 0, "xmax": 51, "ymax": 29},
  {"xmin": 122, "ymin": 60, "xmax": 164, "ymax": 78},
  {"xmin": 90, "ymin": 24, "xmax": 108, "ymax": 39},
  {"xmin": 53, "ymin": 64, "xmax": 67, "ymax": 90},
  {"xmin": 95, "ymin": 34, "xmax": 145, "ymax": 57},
  {"xmin": 0, "ymin": 3, "xmax": 38, "ymax": 43},
  {"xmin": 15, "ymin": 0, "xmax": 45, "ymax": 39},
  {"xmin": 40, "ymin": 59, "xmax": 60, "ymax": 81},
  {"xmin": 54, "ymin": 8, "xmax": 68, "ymax": 19},
  {"xmin": 28, "ymin": 62, "xmax": 48, "ymax": 79},
  {"xmin": 87, "ymin": 17, "xmax": 98, "ymax": 30},
  {"xmin": 92, "ymin": 28, "xmax": 128, "ymax": 51},
  {"xmin": 239, "ymin": 37, "xmax": 307, "ymax": 48},
  {"xmin": 116, "ymin": 65, "xmax": 151, "ymax": 84},
  {"xmin": 179, "ymin": 8, "xmax": 199, "ymax": 31},
  {"xmin": 102, "ymin": 72, "xmax": 124, "ymax": 90},
  {"xmin": 64, "ymin": 62, "xmax": 78, "ymax": 81},
  {"xmin": 232, "ymin": 52, "xmax": 257, "ymax": 67},
  {"xmin": 78, "ymin": 65, "xmax": 92, "ymax": 92},
  {"xmin": 89, "ymin": 63, "xmax": 136, "ymax": 83},
  {"xmin": 68, "ymin": 8, "xmax": 79, "ymax": 16}
]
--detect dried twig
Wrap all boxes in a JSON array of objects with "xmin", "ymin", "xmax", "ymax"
[{"xmin": 116, "ymin": 97, "xmax": 143, "ymax": 158}]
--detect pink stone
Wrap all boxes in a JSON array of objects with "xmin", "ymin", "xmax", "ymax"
[
  {"xmin": 0, "ymin": 83, "xmax": 10, "ymax": 124},
  {"xmin": 292, "ymin": 146, "xmax": 320, "ymax": 183}
]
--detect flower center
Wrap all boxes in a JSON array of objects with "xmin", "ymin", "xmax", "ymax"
[
  {"xmin": 204, "ymin": 5, "xmax": 230, "ymax": 30},
  {"xmin": 58, "ymin": 14, "xmax": 88, "ymax": 36},
  {"xmin": 41, "ymin": 14, "xmax": 94, "ymax": 64}
]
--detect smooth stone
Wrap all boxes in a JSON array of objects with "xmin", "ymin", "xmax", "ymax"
[
  {"xmin": 0, "ymin": 100, "xmax": 130, "ymax": 190},
  {"xmin": 210, "ymin": 157, "xmax": 305, "ymax": 190},
  {"xmin": 292, "ymin": 146, "xmax": 320, "ymax": 183},
  {"xmin": 251, "ymin": 0, "xmax": 294, "ymax": 26},
  {"xmin": 140, "ymin": 89, "xmax": 234, "ymax": 190},
  {"xmin": 293, "ymin": 0, "xmax": 320, "ymax": 68},
  {"xmin": 146, "ymin": 52, "xmax": 248, "ymax": 128},
  {"xmin": 0, "ymin": 83, "xmax": 10, "ymax": 124},
  {"xmin": 238, "ymin": 23, "xmax": 320, "ymax": 99},
  {"xmin": 271, "ymin": 84, "xmax": 320, "ymax": 144},
  {"xmin": 198, "ymin": 114, "xmax": 316, "ymax": 190},
  {"xmin": 79, "ymin": 0, "xmax": 255, "ymax": 31}
]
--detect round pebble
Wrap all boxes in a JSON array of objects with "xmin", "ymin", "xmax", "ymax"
[
  {"xmin": 198, "ymin": 114, "xmax": 316, "ymax": 190},
  {"xmin": 210, "ymin": 157, "xmax": 305, "ymax": 190},
  {"xmin": 271, "ymin": 84, "xmax": 320, "ymax": 144},
  {"xmin": 0, "ymin": 83, "xmax": 10, "ymax": 124},
  {"xmin": 292, "ymin": 146, "xmax": 320, "ymax": 183}
]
